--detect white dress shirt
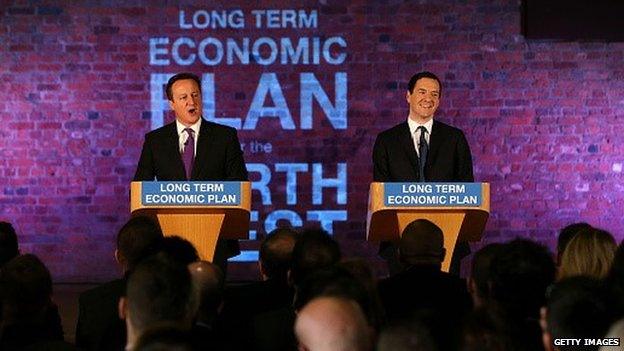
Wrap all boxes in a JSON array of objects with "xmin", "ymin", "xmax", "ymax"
[
  {"xmin": 176, "ymin": 118, "xmax": 201, "ymax": 156},
  {"xmin": 407, "ymin": 117, "xmax": 433, "ymax": 157}
]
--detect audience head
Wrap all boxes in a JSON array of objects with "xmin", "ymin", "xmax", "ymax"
[
  {"xmin": 489, "ymin": 239, "xmax": 555, "ymax": 320},
  {"xmin": 290, "ymin": 228, "xmax": 341, "ymax": 286},
  {"xmin": 295, "ymin": 296, "xmax": 372, "ymax": 351},
  {"xmin": 558, "ymin": 227, "xmax": 616, "ymax": 280},
  {"xmin": 0, "ymin": 221, "xmax": 19, "ymax": 267},
  {"xmin": 542, "ymin": 276, "xmax": 613, "ymax": 351},
  {"xmin": 188, "ymin": 261, "xmax": 223, "ymax": 325},
  {"xmin": 259, "ymin": 227, "xmax": 298, "ymax": 281},
  {"xmin": 116, "ymin": 216, "xmax": 164, "ymax": 271},
  {"xmin": 0, "ymin": 254, "xmax": 52, "ymax": 324},
  {"xmin": 461, "ymin": 305, "xmax": 519, "ymax": 351},
  {"xmin": 377, "ymin": 319, "xmax": 437, "ymax": 351},
  {"xmin": 294, "ymin": 266, "xmax": 372, "ymax": 325},
  {"xmin": 556, "ymin": 222, "xmax": 592, "ymax": 265},
  {"xmin": 468, "ymin": 243, "xmax": 505, "ymax": 308},
  {"xmin": 399, "ymin": 219, "xmax": 445, "ymax": 267},
  {"xmin": 122, "ymin": 253, "xmax": 196, "ymax": 349},
  {"xmin": 160, "ymin": 236, "xmax": 200, "ymax": 266}
]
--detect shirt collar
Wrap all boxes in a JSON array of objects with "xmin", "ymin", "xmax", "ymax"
[
  {"xmin": 176, "ymin": 118, "xmax": 201, "ymax": 137},
  {"xmin": 407, "ymin": 117, "xmax": 433, "ymax": 135}
]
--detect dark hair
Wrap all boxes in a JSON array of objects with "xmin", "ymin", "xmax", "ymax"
[
  {"xmin": 470, "ymin": 243, "xmax": 505, "ymax": 301},
  {"xmin": 488, "ymin": 239, "xmax": 555, "ymax": 321},
  {"xmin": 290, "ymin": 229, "xmax": 341, "ymax": 286},
  {"xmin": 126, "ymin": 253, "xmax": 195, "ymax": 333},
  {"xmin": 134, "ymin": 325, "xmax": 195, "ymax": 351},
  {"xmin": 546, "ymin": 277, "xmax": 613, "ymax": 349},
  {"xmin": 293, "ymin": 266, "xmax": 370, "ymax": 323},
  {"xmin": 260, "ymin": 227, "xmax": 298, "ymax": 280},
  {"xmin": 0, "ymin": 221, "xmax": 19, "ymax": 267},
  {"xmin": 0, "ymin": 254, "xmax": 52, "ymax": 321},
  {"xmin": 189, "ymin": 261, "xmax": 224, "ymax": 323},
  {"xmin": 407, "ymin": 71, "xmax": 442, "ymax": 95},
  {"xmin": 557, "ymin": 222, "xmax": 592, "ymax": 264},
  {"xmin": 117, "ymin": 216, "xmax": 164, "ymax": 271},
  {"xmin": 160, "ymin": 236, "xmax": 199, "ymax": 266},
  {"xmin": 166, "ymin": 73, "xmax": 201, "ymax": 101},
  {"xmin": 399, "ymin": 219, "xmax": 444, "ymax": 265}
]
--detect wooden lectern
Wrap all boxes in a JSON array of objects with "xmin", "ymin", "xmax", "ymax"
[
  {"xmin": 130, "ymin": 181, "xmax": 251, "ymax": 262},
  {"xmin": 367, "ymin": 182, "xmax": 490, "ymax": 272}
]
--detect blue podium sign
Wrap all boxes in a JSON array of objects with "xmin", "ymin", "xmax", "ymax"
[
  {"xmin": 141, "ymin": 182, "xmax": 241, "ymax": 206},
  {"xmin": 383, "ymin": 183, "xmax": 482, "ymax": 207}
]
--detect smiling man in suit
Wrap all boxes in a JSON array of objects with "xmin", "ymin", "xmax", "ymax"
[
  {"xmin": 134, "ymin": 72, "xmax": 248, "ymax": 272},
  {"xmin": 372, "ymin": 71, "xmax": 474, "ymax": 274}
]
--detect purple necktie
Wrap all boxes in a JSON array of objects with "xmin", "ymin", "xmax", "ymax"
[{"xmin": 182, "ymin": 128, "xmax": 194, "ymax": 179}]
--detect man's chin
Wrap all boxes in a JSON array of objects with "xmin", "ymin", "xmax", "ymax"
[{"xmin": 177, "ymin": 115, "xmax": 201, "ymax": 126}]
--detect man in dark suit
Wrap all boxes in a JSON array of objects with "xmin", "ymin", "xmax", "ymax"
[
  {"xmin": 133, "ymin": 72, "xmax": 248, "ymax": 271},
  {"xmin": 372, "ymin": 71, "xmax": 474, "ymax": 273}
]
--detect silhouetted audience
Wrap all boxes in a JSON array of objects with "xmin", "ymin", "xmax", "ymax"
[
  {"xmin": 488, "ymin": 239, "xmax": 555, "ymax": 351},
  {"xmin": 120, "ymin": 253, "xmax": 196, "ymax": 351},
  {"xmin": 295, "ymin": 296, "xmax": 373, "ymax": 351},
  {"xmin": 378, "ymin": 219, "xmax": 471, "ymax": 350},
  {"xmin": 76, "ymin": 215, "xmax": 163, "ymax": 350},
  {"xmin": 0, "ymin": 221, "xmax": 19, "ymax": 268},
  {"xmin": 161, "ymin": 235, "xmax": 200, "ymax": 265},
  {"xmin": 187, "ymin": 261, "xmax": 225, "ymax": 349},
  {"xmin": 541, "ymin": 277, "xmax": 614, "ymax": 351},
  {"xmin": 0, "ymin": 254, "xmax": 73, "ymax": 350},
  {"xmin": 558, "ymin": 227, "xmax": 616, "ymax": 280},
  {"xmin": 220, "ymin": 227, "xmax": 298, "ymax": 350},
  {"xmin": 467, "ymin": 243, "xmax": 505, "ymax": 308},
  {"xmin": 4, "ymin": 217, "xmax": 623, "ymax": 351}
]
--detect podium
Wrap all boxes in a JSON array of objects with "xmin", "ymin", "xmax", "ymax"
[
  {"xmin": 367, "ymin": 182, "xmax": 490, "ymax": 272},
  {"xmin": 130, "ymin": 181, "xmax": 251, "ymax": 261}
]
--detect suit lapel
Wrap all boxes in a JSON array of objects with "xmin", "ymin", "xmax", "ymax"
[
  {"xmin": 191, "ymin": 119, "xmax": 213, "ymax": 180},
  {"xmin": 398, "ymin": 122, "xmax": 419, "ymax": 173},
  {"xmin": 427, "ymin": 120, "xmax": 443, "ymax": 170},
  {"xmin": 164, "ymin": 123, "xmax": 187, "ymax": 180}
]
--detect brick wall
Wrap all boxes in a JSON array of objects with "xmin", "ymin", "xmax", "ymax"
[{"xmin": 2, "ymin": 0, "xmax": 623, "ymax": 281}]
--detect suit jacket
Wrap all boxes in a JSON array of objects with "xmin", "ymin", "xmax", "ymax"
[
  {"xmin": 134, "ymin": 119, "xmax": 248, "ymax": 182},
  {"xmin": 75, "ymin": 278, "xmax": 126, "ymax": 351},
  {"xmin": 373, "ymin": 120, "xmax": 473, "ymax": 182},
  {"xmin": 133, "ymin": 119, "xmax": 248, "ymax": 259}
]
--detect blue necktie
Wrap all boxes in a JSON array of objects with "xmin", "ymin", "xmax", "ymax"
[{"xmin": 417, "ymin": 126, "xmax": 428, "ymax": 182}]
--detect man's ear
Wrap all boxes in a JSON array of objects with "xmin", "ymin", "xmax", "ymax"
[
  {"xmin": 405, "ymin": 90, "xmax": 411, "ymax": 103},
  {"xmin": 119, "ymin": 296, "xmax": 127, "ymax": 320},
  {"xmin": 114, "ymin": 249, "xmax": 121, "ymax": 264}
]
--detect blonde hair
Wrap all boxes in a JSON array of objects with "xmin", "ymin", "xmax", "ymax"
[{"xmin": 558, "ymin": 228, "xmax": 617, "ymax": 280}]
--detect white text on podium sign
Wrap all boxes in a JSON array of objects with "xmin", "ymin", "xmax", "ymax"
[
  {"xmin": 141, "ymin": 182, "xmax": 241, "ymax": 206},
  {"xmin": 384, "ymin": 183, "xmax": 482, "ymax": 207}
]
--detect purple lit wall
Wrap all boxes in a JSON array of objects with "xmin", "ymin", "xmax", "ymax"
[{"xmin": 2, "ymin": 1, "xmax": 623, "ymax": 282}]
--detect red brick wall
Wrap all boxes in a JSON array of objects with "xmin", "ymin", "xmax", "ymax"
[{"xmin": 2, "ymin": 1, "xmax": 623, "ymax": 281}]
